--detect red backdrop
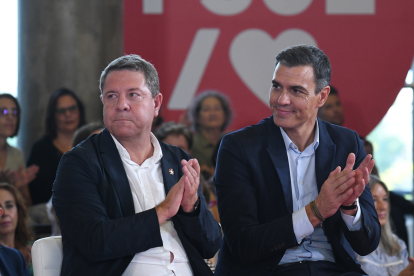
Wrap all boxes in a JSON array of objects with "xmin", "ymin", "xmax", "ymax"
[{"xmin": 124, "ymin": 0, "xmax": 414, "ymax": 136}]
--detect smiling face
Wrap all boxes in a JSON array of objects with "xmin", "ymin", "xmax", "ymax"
[
  {"xmin": 0, "ymin": 189, "xmax": 18, "ymax": 237},
  {"xmin": 55, "ymin": 95, "xmax": 80, "ymax": 134},
  {"xmin": 101, "ymin": 70, "xmax": 162, "ymax": 141},
  {"xmin": 269, "ymin": 64, "xmax": 328, "ymax": 135},
  {"xmin": 0, "ymin": 98, "xmax": 18, "ymax": 139},
  {"xmin": 198, "ymin": 97, "xmax": 225, "ymax": 131},
  {"xmin": 372, "ymin": 183, "xmax": 388, "ymax": 226}
]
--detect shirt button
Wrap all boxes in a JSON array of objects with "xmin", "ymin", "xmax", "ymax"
[{"xmin": 300, "ymin": 181, "xmax": 303, "ymax": 184}]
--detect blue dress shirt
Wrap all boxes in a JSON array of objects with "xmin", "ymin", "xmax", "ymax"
[{"xmin": 279, "ymin": 120, "xmax": 362, "ymax": 265}]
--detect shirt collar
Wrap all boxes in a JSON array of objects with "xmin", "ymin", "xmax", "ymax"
[
  {"xmin": 280, "ymin": 120, "xmax": 320, "ymax": 154},
  {"xmin": 111, "ymin": 132, "xmax": 163, "ymax": 165}
]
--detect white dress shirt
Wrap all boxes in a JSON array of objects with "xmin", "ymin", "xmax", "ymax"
[
  {"xmin": 111, "ymin": 133, "xmax": 193, "ymax": 276},
  {"xmin": 279, "ymin": 121, "xmax": 362, "ymax": 264}
]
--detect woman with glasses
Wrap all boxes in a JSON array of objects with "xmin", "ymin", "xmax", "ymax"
[
  {"xmin": 27, "ymin": 88, "xmax": 85, "ymax": 206},
  {"xmin": 0, "ymin": 94, "xmax": 38, "ymax": 203}
]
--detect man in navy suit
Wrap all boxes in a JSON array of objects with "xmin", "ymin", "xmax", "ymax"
[
  {"xmin": 214, "ymin": 45, "xmax": 380, "ymax": 275},
  {"xmin": 0, "ymin": 207, "xmax": 30, "ymax": 276},
  {"xmin": 53, "ymin": 55, "xmax": 221, "ymax": 276}
]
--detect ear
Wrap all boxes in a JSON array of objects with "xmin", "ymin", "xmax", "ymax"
[
  {"xmin": 317, "ymin": 86, "xmax": 330, "ymax": 108},
  {"xmin": 154, "ymin": 93, "xmax": 163, "ymax": 117}
]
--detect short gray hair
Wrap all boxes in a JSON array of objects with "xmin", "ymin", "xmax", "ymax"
[{"xmin": 99, "ymin": 54, "xmax": 160, "ymax": 97}]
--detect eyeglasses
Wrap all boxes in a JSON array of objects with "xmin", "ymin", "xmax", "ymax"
[
  {"xmin": 0, "ymin": 108, "xmax": 18, "ymax": 117},
  {"xmin": 56, "ymin": 105, "xmax": 78, "ymax": 115}
]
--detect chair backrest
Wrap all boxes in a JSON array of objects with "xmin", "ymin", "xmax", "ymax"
[{"xmin": 32, "ymin": 236, "xmax": 63, "ymax": 276}]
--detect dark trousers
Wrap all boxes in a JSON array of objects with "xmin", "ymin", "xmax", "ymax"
[{"xmin": 273, "ymin": 261, "xmax": 366, "ymax": 276}]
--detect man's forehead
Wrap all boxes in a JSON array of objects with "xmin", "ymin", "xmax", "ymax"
[{"xmin": 272, "ymin": 63, "xmax": 315, "ymax": 84}]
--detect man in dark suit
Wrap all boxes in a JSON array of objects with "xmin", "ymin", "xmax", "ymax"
[
  {"xmin": 53, "ymin": 55, "xmax": 221, "ymax": 276},
  {"xmin": 214, "ymin": 45, "xmax": 380, "ymax": 275},
  {"xmin": 0, "ymin": 207, "xmax": 30, "ymax": 276}
]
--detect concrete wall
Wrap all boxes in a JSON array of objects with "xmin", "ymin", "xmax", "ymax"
[{"xmin": 18, "ymin": 0, "xmax": 123, "ymax": 156}]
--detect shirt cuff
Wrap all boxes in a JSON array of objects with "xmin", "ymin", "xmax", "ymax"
[
  {"xmin": 292, "ymin": 206, "xmax": 314, "ymax": 243},
  {"xmin": 340, "ymin": 199, "xmax": 362, "ymax": 231}
]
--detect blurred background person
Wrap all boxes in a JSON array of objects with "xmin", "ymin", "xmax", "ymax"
[
  {"xmin": 0, "ymin": 94, "xmax": 38, "ymax": 204},
  {"xmin": 26, "ymin": 88, "xmax": 85, "ymax": 228},
  {"xmin": 0, "ymin": 183, "xmax": 33, "ymax": 271},
  {"xmin": 189, "ymin": 90, "xmax": 232, "ymax": 179},
  {"xmin": 0, "ymin": 206, "xmax": 30, "ymax": 276},
  {"xmin": 357, "ymin": 175, "xmax": 414, "ymax": 276},
  {"xmin": 155, "ymin": 121, "xmax": 193, "ymax": 154},
  {"xmin": 27, "ymin": 88, "xmax": 85, "ymax": 207},
  {"xmin": 317, "ymin": 86, "xmax": 344, "ymax": 126},
  {"xmin": 72, "ymin": 122, "xmax": 104, "ymax": 147}
]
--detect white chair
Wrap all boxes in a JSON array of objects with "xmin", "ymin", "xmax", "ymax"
[{"xmin": 32, "ymin": 236, "xmax": 63, "ymax": 276}]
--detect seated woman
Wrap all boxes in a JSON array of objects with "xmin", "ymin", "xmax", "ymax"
[
  {"xmin": 357, "ymin": 175, "xmax": 414, "ymax": 276},
  {"xmin": 0, "ymin": 94, "xmax": 38, "ymax": 203},
  {"xmin": 188, "ymin": 90, "xmax": 232, "ymax": 179},
  {"xmin": 27, "ymin": 88, "xmax": 85, "ymax": 206},
  {"xmin": 0, "ymin": 183, "xmax": 33, "ymax": 270}
]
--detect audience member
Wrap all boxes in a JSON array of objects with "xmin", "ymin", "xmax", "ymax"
[
  {"xmin": 0, "ymin": 183, "xmax": 33, "ymax": 269},
  {"xmin": 361, "ymin": 136, "xmax": 413, "ymax": 248},
  {"xmin": 0, "ymin": 94, "xmax": 38, "ymax": 204},
  {"xmin": 214, "ymin": 45, "xmax": 378, "ymax": 275},
  {"xmin": 53, "ymin": 55, "xmax": 221, "ymax": 275},
  {"xmin": 189, "ymin": 90, "xmax": 232, "ymax": 179},
  {"xmin": 27, "ymin": 88, "xmax": 85, "ymax": 206},
  {"xmin": 317, "ymin": 86, "xmax": 344, "ymax": 126},
  {"xmin": 155, "ymin": 122, "xmax": 219, "ymax": 224},
  {"xmin": 357, "ymin": 175, "xmax": 414, "ymax": 276},
  {"xmin": 155, "ymin": 121, "xmax": 193, "ymax": 154},
  {"xmin": 360, "ymin": 137, "xmax": 379, "ymax": 176},
  {"xmin": 0, "ymin": 207, "xmax": 30, "ymax": 276},
  {"xmin": 72, "ymin": 122, "xmax": 104, "ymax": 147}
]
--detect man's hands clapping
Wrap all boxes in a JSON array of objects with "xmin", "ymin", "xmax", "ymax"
[
  {"xmin": 155, "ymin": 159, "xmax": 200, "ymax": 225},
  {"xmin": 308, "ymin": 153, "xmax": 374, "ymax": 226}
]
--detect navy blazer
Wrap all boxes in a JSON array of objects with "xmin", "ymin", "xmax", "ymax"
[
  {"xmin": 53, "ymin": 129, "xmax": 221, "ymax": 276},
  {"xmin": 0, "ymin": 245, "xmax": 30, "ymax": 276},
  {"xmin": 214, "ymin": 116, "xmax": 380, "ymax": 276}
]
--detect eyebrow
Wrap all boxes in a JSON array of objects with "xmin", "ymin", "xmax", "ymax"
[{"xmin": 272, "ymin": 80, "xmax": 309, "ymax": 93}]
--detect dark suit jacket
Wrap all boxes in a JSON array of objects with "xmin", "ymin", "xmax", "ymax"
[
  {"xmin": 0, "ymin": 245, "xmax": 30, "ymax": 276},
  {"xmin": 213, "ymin": 116, "xmax": 380, "ymax": 276},
  {"xmin": 53, "ymin": 129, "xmax": 221, "ymax": 276}
]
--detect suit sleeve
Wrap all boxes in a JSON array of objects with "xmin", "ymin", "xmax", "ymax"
[
  {"xmin": 214, "ymin": 133, "xmax": 298, "ymax": 265},
  {"xmin": 175, "ymin": 187, "xmax": 222, "ymax": 259},
  {"xmin": 173, "ymin": 149, "xmax": 222, "ymax": 259},
  {"xmin": 52, "ymin": 149, "xmax": 163, "ymax": 263},
  {"xmin": 340, "ymin": 132, "xmax": 381, "ymax": 256}
]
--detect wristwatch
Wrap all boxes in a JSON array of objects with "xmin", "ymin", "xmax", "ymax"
[{"xmin": 194, "ymin": 196, "xmax": 200, "ymax": 211}]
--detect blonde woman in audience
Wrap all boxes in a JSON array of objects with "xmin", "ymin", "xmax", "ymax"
[
  {"xmin": 0, "ymin": 94, "xmax": 38, "ymax": 203},
  {"xmin": 357, "ymin": 175, "xmax": 414, "ymax": 276},
  {"xmin": 0, "ymin": 183, "xmax": 33, "ymax": 269}
]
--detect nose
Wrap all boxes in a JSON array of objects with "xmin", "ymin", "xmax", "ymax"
[
  {"xmin": 376, "ymin": 200, "xmax": 386, "ymax": 211},
  {"xmin": 278, "ymin": 89, "xmax": 290, "ymax": 106},
  {"xmin": 116, "ymin": 94, "xmax": 130, "ymax": 112}
]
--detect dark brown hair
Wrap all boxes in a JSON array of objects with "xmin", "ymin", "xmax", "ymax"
[
  {"xmin": 45, "ymin": 88, "xmax": 86, "ymax": 139},
  {"xmin": 0, "ymin": 94, "xmax": 21, "ymax": 137},
  {"xmin": 0, "ymin": 183, "xmax": 32, "ymax": 249}
]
